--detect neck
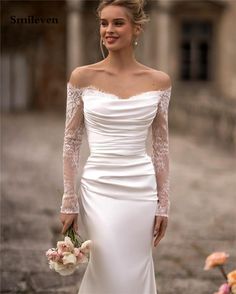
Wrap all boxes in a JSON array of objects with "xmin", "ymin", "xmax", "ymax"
[{"xmin": 102, "ymin": 47, "xmax": 138, "ymax": 74}]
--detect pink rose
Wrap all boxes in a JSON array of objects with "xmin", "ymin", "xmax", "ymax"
[
  {"xmin": 45, "ymin": 249, "xmax": 61, "ymax": 262},
  {"xmin": 204, "ymin": 252, "xmax": 229, "ymax": 270},
  {"xmin": 74, "ymin": 247, "xmax": 81, "ymax": 256},
  {"xmin": 45, "ymin": 248, "xmax": 55, "ymax": 257},
  {"xmin": 213, "ymin": 283, "xmax": 231, "ymax": 294},
  {"xmin": 57, "ymin": 236, "xmax": 75, "ymax": 254},
  {"xmin": 218, "ymin": 283, "xmax": 230, "ymax": 294},
  {"xmin": 79, "ymin": 252, "xmax": 89, "ymax": 263}
]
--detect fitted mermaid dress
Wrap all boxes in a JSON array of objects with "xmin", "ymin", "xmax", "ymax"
[{"xmin": 60, "ymin": 82, "xmax": 172, "ymax": 294}]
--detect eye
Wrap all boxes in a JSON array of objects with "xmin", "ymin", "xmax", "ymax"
[
  {"xmin": 115, "ymin": 21, "xmax": 123, "ymax": 26},
  {"xmin": 99, "ymin": 20, "xmax": 124, "ymax": 27}
]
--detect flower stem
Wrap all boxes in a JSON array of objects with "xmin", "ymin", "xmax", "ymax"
[
  {"xmin": 64, "ymin": 225, "xmax": 84, "ymax": 248},
  {"xmin": 218, "ymin": 264, "xmax": 228, "ymax": 281}
]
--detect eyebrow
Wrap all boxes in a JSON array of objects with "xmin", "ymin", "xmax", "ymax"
[{"xmin": 100, "ymin": 18, "xmax": 126, "ymax": 21}]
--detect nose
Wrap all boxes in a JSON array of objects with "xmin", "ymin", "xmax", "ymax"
[{"xmin": 106, "ymin": 23, "xmax": 114, "ymax": 33}]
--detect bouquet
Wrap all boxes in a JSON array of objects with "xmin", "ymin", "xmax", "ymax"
[
  {"xmin": 204, "ymin": 251, "xmax": 236, "ymax": 294},
  {"xmin": 45, "ymin": 225, "xmax": 92, "ymax": 276}
]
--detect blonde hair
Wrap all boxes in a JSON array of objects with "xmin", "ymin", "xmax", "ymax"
[{"xmin": 96, "ymin": 0, "xmax": 150, "ymax": 31}]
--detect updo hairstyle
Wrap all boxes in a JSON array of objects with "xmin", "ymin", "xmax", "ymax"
[{"xmin": 96, "ymin": 0, "xmax": 150, "ymax": 32}]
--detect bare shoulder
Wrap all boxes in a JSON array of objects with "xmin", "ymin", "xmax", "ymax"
[
  {"xmin": 68, "ymin": 65, "xmax": 95, "ymax": 88},
  {"xmin": 150, "ymin": 69, "xmax": 172, "ymax": 91}
]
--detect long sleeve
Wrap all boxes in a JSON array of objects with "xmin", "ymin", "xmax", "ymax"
[
  {"xmin": 151, "ymin": 87, "xmax": 172, "ymax": 217},
  {"xmin": 60, "ymin": 82, "xmax": 85, "ymax": 214}
]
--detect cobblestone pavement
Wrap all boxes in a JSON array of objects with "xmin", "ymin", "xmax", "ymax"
[{"xmin": 1, "ymin": 111, "xmax": 236, "ymax": 294}]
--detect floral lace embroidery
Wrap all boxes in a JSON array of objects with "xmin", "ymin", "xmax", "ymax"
[
  {"xmin": 61, "ymin": 195, "xmax": 80, "ymax": 214},
  {"xmin": 60, "ymin": 83, "xmax": 85, "ymax": 214},
  {"xmin": 151, "ymin": 88, "xmax": 172, "ymax": 217}
]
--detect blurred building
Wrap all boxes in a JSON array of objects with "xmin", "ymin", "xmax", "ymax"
[{"xmin": 1, "ymin": 0, "xmax": 236, "ymax": 150}]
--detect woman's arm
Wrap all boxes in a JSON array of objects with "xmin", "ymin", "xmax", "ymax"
[
  {"xmin": 60, "ymin": 75, "xmax": 85, "ymax": 214},
  {"xmin": 151, "ymin": 83, "xmax": 172, "ymax": 218}
]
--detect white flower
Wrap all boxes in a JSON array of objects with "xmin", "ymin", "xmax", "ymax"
[
  {"xmin": 62, "ymin": 252, "xmax": 77, "ymax": 265},
  {"xmin": 80, "ymin": 240, "xmax": 92, "ymax": 254},
  {"xmin": 48, "ymin": 260, "xmax": 56, "ymax": 270},
  {"xmin": 54, "ymin": 261, "xmax": 76, "ymax": 276}
]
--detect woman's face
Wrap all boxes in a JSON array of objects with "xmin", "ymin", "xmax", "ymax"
[{"xmin": 99, "ymin": 5, "xmax": 141, "ymax": 51}]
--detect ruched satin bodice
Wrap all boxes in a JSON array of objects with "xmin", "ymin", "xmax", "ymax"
[
  {"xmin": 81, "ymin": 87, "xmax": 161, "ymax": 157},
  {"xmin": 79, "ymin": 87, "xmax": 163, "ymax": 204}
]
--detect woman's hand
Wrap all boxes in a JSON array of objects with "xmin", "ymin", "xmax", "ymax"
[
  {"xmin": 153, "ymin": 215, "xmax": 168, "ymax": 247},
  {"xmin": 60, "ymin": 213, "xmax": 79, "ymax": 235}
]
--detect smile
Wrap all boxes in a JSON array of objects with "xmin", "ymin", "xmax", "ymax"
[{"xmin": 105, "ymin": 37, "xmax": 119, "ymax": 43}]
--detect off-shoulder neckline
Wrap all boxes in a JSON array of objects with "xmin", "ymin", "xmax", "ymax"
[{"xmin": 67, "ymin": 82, "xmax": 172, "ymax": 101}]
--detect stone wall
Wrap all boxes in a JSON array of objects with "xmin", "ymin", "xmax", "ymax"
[{"xmin": 169, "ymin": 86, "xmax": 236, "ymax": 152}]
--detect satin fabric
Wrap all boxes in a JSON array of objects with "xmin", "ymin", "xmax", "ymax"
[{"xmin": 78, "ymin": 88, "xmax": 161, "ymax": 294}]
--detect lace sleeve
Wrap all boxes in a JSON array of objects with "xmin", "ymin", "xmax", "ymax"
[
  {"xmin": 60, "ymin": 82, "xmax": 85, "ymax": 214},
  {"xmin": 151, "ymin": 87, "xmax": 172, "ymax": 218}
]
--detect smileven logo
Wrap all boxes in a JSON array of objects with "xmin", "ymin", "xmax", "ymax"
[{"xmin": 10, "ymin": 15, "xmax": 59, "ymax": 24}]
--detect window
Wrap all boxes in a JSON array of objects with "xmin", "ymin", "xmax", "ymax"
[{"xmin": 180, "ymin": 20, "xmax": 213, "ymax": 81}]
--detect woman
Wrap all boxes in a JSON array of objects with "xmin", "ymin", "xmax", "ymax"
[{"xmin": 60, "ymin": 0, "xmax": 172, "ymax": 293}]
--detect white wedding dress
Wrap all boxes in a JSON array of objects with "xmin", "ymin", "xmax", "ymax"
[{"xmin": 60, "ymin": 82, "xmax": 172, "ymax": 294}]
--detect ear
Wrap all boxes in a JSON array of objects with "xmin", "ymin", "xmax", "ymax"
[{"xmin": 133, "ymin": 23, "xmax": 142, "ymax": 37}]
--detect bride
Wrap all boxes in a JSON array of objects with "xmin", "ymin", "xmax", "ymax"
[{"xmin": 60, "ymin": 0, "xmax": 172, "ymax": 293}]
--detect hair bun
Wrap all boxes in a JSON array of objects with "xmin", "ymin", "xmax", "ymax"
[
  {"xmin": 97, "ymin": 0, "xmax": 150, "ymax": 30},
  {"xmin": 138, "ymin": 0, "xmax": 145, "ymax": 8}
]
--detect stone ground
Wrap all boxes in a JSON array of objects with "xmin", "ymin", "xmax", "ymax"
[{"xmin": 1, "ymin": 111, "xmax": 236, "ymax": 294}]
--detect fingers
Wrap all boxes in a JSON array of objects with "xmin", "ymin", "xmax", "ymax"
[
  {"xmin": 60, "ymin": 213, "xmax": 77, "ymax": 235},
  {"xmin": 73, "ymin": 217, "xmax": 79, "ymax": 235},
  {"xmin": 153, "ymin": 216, "xmax": 168, "ymax": 248},
  {"xmin": 154, "ymin": 233, "xmax": 164, "ymax": 247},
  {"xmin": 61, "ymin": 220, "xmax": 72, "ymax": 235},
  {"xmin": 153, "ymin": 216, "xmax": 161, "ymax": 238}
]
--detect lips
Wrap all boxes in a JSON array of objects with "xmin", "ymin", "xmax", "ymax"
[{"xmin": 105, "ymin": 36, "xmax": 119, "ymax": 42}]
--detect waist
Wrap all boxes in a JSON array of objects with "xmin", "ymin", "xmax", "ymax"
[
  {"xmin": 82, "ymin": 153, "xmax": 156, "ymax": 178},
  {"xmin": 87, "ymin": 133, "xmax": 147, "ymax": 157},
  {"xmin": 89, "ymin": 150, "xmax": 146, "ymax": 157},
  {"xmin": 88, "ymin": 144, "xmax": 147, "ymax": 157},
  {"xmin": 86, "ymin": 152, "xmax": 154, "ymax": 166}
]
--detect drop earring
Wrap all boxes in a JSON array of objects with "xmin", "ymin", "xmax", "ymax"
[
  {"xmin": 100, "ymin": 37, "xmax": 106, "ymax": 59},
  {"xmin": 134, "ymin": 39, "xmax": 138, "ymax": 46}
]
